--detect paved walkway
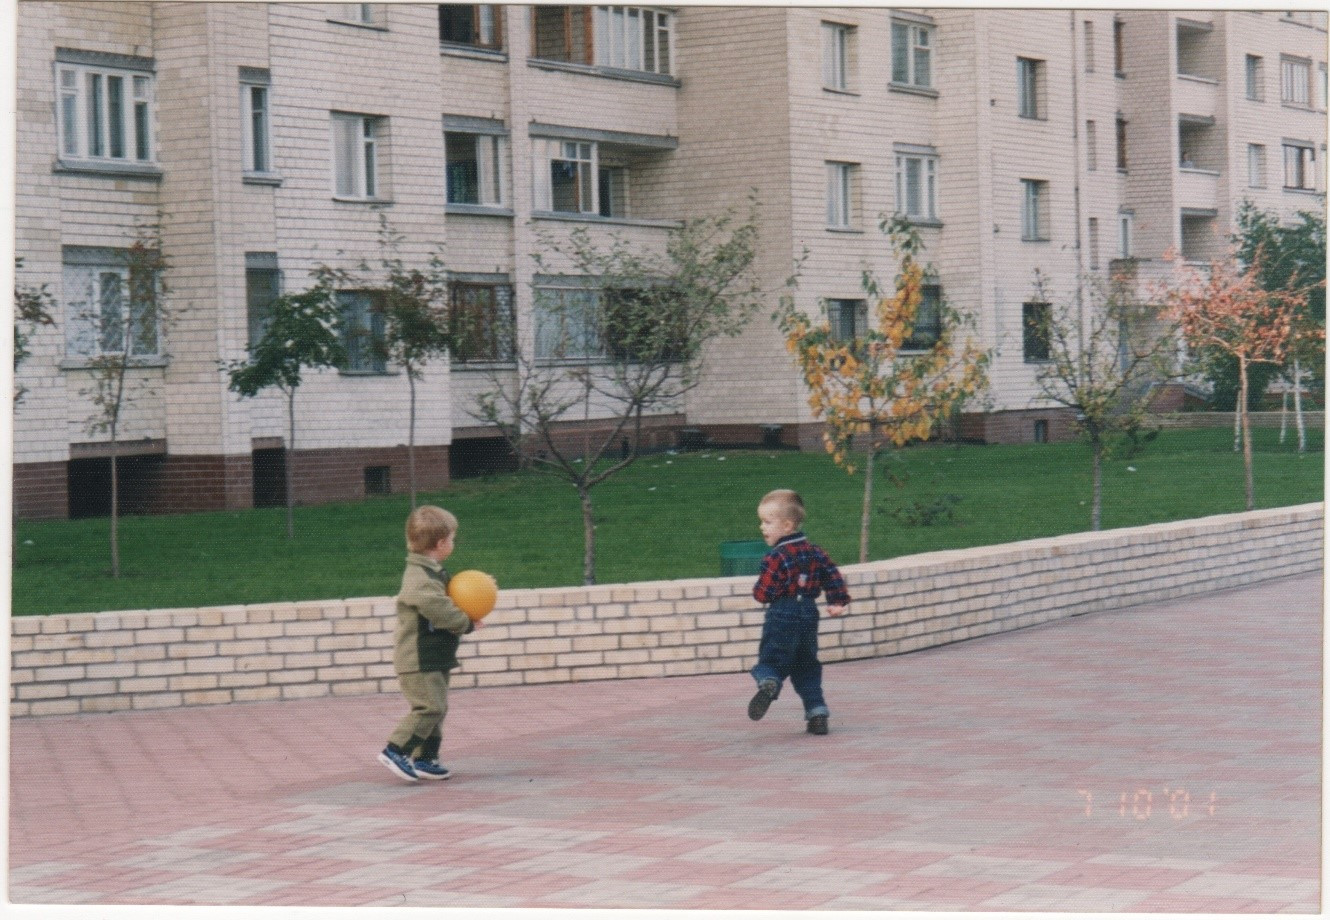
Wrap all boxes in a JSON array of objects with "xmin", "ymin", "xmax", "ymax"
[{"xmin": 9, "ymin": 574, "xmax": 1322, "ymax": 912}]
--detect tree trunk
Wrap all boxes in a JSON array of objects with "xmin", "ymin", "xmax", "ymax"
[
  {"xmin": 578, "ymin": 482, "xmax": 596, "ymax": 585},
  {"xmin": 285, "ymin": 388, "xmax": 296, "ymax": 540},
  {"xmin": 1293, "ymin": 358, "xmax": 1306, "ymax": 453},
  {"xmin": 858, "ymin": 439, "xmax": 877, "ymax": 564},
  {"xmin": 1090, "ymin": 437, "xmax": 1103, "ymax": 531},
  {"xmin": 1279, "ymin": 389, "xmax": 1288, "ymax": 444},
  {"xmin": 408, "ymin": 371, "xmax": 418, "ymax": 509},
  {"xmin": 109, "ymin": 431, "xmax": 120, "ymax": 578},
  {"xmin": 1232, "ymin": 401, "xmax": 1240, "ymax": 452},
  {"xmin": 1239, "ymin": 356, "xmax": 1254, "ymax": 511}
]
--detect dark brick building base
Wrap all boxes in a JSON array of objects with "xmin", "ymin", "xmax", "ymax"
[
  {"xmin": 958, "ymin": 408, "xmax": 1079, "ymax": 444},
  {"xmin": 14, "ymin": 445, "xmax": 451, "ymax": 521}
]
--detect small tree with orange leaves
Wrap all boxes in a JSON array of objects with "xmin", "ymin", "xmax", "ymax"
[
  {"xmin": 780, "ymin": 217, "xmax": 989, "ymax": 563},
  {"xmin": 1158, "ymin": 251, "xmax": 1309, "ymax": 511}
]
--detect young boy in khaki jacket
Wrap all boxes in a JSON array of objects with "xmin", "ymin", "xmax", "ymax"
[{"xmin": 378, "ymin": 505, "xmax": 479, "ymax": 782}]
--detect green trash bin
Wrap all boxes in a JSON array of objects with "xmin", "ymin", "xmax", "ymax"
[{"xmin": 720, "ymin": 539, "xmax": 769, "ymax": 577}]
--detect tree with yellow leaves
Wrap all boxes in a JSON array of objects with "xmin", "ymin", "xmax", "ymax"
[{"xmin": 780, "ymin": 217, "xmax": 989, "ymax": 562}]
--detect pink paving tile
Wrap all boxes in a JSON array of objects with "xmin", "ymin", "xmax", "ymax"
[{"xmin": 8, "ymin": 574, "xmax": 1320, "ymax": 911}]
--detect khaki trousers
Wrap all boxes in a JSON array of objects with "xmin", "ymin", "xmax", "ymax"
[{"xmin": 388, "ymin": 670, "xmax": 450, "ymax": 752}]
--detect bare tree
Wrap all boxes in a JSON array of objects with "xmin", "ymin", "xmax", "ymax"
[
  {"xmin": 14, "ymin": 257, "xmax": 55, "ymax": 406},
  {"xmin": 75, "ymin": 229, "xmax": 169, "ymax": 577},
  {"xmin": 1029, "ymin": 267, "xmax": 1178, "ymax": 530},
  {"xmin": 473, "ymin": 202, "xmax": 767, "ymax": 584}
]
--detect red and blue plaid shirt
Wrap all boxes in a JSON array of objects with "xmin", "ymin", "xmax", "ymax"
[{"xmin": 753, "ymin": 532, "xmax": 851, "ymax": 606}]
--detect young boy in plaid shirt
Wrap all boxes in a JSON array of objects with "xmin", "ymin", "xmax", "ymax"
[{"xmin": 748, "ymin": 489, "xmax": 850, "ymax": 735}]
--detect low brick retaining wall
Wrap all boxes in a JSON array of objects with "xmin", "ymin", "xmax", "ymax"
[
  {"xmin": 11, "ymin": 504, "xmax": 1323, "ymax": 718},
  {"xmin": 1152, "ymin": 411, "xmax": 1325, "ymax": 430}
]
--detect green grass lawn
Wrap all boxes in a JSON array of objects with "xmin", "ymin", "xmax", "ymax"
[{"xmin": 12, "ymin": 427, "xmax": 1323, "ymax": 616}]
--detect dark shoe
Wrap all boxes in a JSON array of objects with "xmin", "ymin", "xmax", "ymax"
[
  {"xmin": 378, "ymin": 746, "xmax": 419, "ymax": 782},
  {"xmin": 806, "ymin": 715, "xmax": 829, "ymax": 735},
  {"xmin": 412, "ymin": 759, "xmax": 451, "ymax": 780},
  {"xmin": 748, "ymin": 679, "xmax": 779, "ymax": 721}
]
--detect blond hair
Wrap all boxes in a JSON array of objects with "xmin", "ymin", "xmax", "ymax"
[
  {"xmin": 406, "ymin": 505, "xmax": 457, "ymax": 554},
  {"xmin": 759, "ymin": 488, "xmax": 806, "ymax": 528}
]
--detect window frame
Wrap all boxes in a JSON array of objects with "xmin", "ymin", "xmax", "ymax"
[
  {"xmin": 448, "ymin": 279, "xmax": 515, "ymax": 363},
  {"xmin": 1245, "ymin": 54, "xmax": 1264, "ymax": 101},
  {"xmin": 439, "ymin": 4, "xmax": 503, "ymax": 50},
  {"xmin": 331, "ymin": 112, "xmax": 383, "ymax": 200},
  {"xmin": 62, "ymin": 248, "xmax": 162, "ymax": 359},
  {"xmin": 1016, "ymin": 56, "xmax": 1046, "ymax": 119},
  {"xmin": 1115, "ymin": 116, "xmax": 1128, "ymax": 171},
  {"xmin": 337, "ymin": 289, "xmax": 388, "ymax": 374},
  {"xmin": 822, "ymin": 21, "xmax": 854, "ymax": 92},
  {"xmin": 1022, "ymin": 300, "xmax": 1052, "ymax": 363},
  {"xmin": 890, "ymin": 19, "xmax": 933, "ymax": 89},
  {"xmin": 826, "ymin": 298, "xmax": 868, "ymax": 344},
  {"xmin": 1118, "ymin": 211, "xmax": 1133, "ymax": 259},
  {"xmin": 1085, "ymin": 120, "xmax": 1098, "ymax": 171},
  {"xmin": 55, "ymin": 59, "xmax": 155, "ymax": 166},
  {"xmin": 1112, "ymin": 18, "xmax": 1125, "ymax": 77},
  {"xmin": 902, "ymin": 283, "xmax": 943, "ymax": 351},
  {"xmin": 533, "ymin": 282, "xmax": 602, "ymax": 361},
  {"xmin": 826, "ymin": 161, "xmax": 858, "ymax": 230},
  {"xmin": 445, "ymin": 130, "xmax": 507, "ymax": 207},
  {"xmin": 1282, "ymin": 141, "xmax": 1317, "ymax": 190},
  {"xmin": 1020, "ymin": 179, "xmax": 1049, "ymax": 242},
  {"xmin": 1247, "ymin": 143, "xmax": 1267, "ymax": 188},
  {"xmin": 895, "ymin": 151, "xmax": 939, "ymax": 223},
  {"xmin": 245, "ymin": 253, "xmax": 281, "ymax": 350},
  {"xmin": 1083, "ymin": 20, "xmax": 1095, "ymax": 73},
  {"xmin": 241, "ymin": 77, "xmax": 273, "ymax": 177},
  {"xmin": 593, "ymin": 6, "xmax": 674, "ymax": 75},
  {"xmin": 1281, "ymin": 55, "xmax": 1312, "ymax": 107}
]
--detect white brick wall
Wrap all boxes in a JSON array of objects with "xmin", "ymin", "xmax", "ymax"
[{"xmin": 11, "ymin": 503, "xmax": 1322, "ymax": 717}]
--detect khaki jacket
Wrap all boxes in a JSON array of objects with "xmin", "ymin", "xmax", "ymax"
[{"xmin": 393, "ymin": 553, "xmax": 473, "ymax": 674}]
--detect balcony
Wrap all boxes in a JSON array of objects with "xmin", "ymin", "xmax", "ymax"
[
  {"xmin": 1177, "ymin": 167, "xmax": 1220, "ymax": 212},
  {"xmin": 1175, "ymin": 17, "xmax": 1219, "ymax": 82}
]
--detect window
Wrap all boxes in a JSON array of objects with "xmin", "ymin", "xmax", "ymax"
[
  {"xmin": 890, "ymin": 20, "xmax": 932, "ymax": 88},
  {"xmin": 56, "ymin": 58, "xmax": 155, "ymax": 164},
  {"xmin": 598, "ymin": 162, "xmax": 628, "ymax": 218},
  {"xmin": 337, "ymin": 290, "xmax": 386, "ymax": 373},
  {"xmin": 1282, "ymin": 56, "xmax": 1311, "ymax": 106},
  {"xmin": 1283, "ymin": 142, "xmax": 1316, "ymax": 190},
  {"xmin": 1115, "ymin": 116, "xmax": 1128, "ymax": 170},
  {"xmin": 1112, "ymin": 19, "xmax": 1125, "ymax": 76},
  {"xmin": 338, "ymin": 4, "xmax": 379, "ymax": 26},
  {"xmin": 826, "ymin": 162, "xmax": 858, "ymax": 229},
  {"xmin": 534, "ymin": 285, "xmax": 600, "ymax": 359},
  {"xmin": 449, "ymin": 281, "xmax": 514, "ymax": 362},
  {"xmin": 543, "ymin": 140, "xmax": 595, "ymax": 213},
  {"xmin": 1088, "ymin": 217, "xmax": 1101, "ymax": 271},
  {"xmin": 445, "ymin": 131, "xmax": 506, "ymax": 206},
  {"xmin": 1085, "ymin": 120, "xmax": 1097, "ymax": 171},
  {"xmin": 1118, "ymin": 212, "xmax": 1133, "ymax": 259},
  {"xmin": 1017, "ymin": 57, "xmax": 1045, "ymax": 119},
  {"xmin": 62, "ymin": 248, "xmax": 160, "ymax": 358},
  {"xmin": 903, "ymin": 284, "xmax": 943, "ymax": 350},
  {"xmin": 1083, "ymin": 21, "xmax": 1095, "ymax": 72},
  {"xmin": 895, "ymin": 150, "xmax": 938, "ymax": 222},
  {"xmin": 1021, "ymin": 179, "xmax": 1049, "ymax": 241},
  {"xmin": 240, "ymin": 73, "xmax": 272, "ymax": 175},
  {"xmin": 1245, "ymin": 55, "xmax": 1264, "ymax": 101},
  {"xmin": 439, "ymin": 5, "xmax": 501, "ymax": 49},
  {"xmin": 1319, "ymin": 63, "xmax": 1328, "ymax": 110},
  {"xmin": 532, "ymin": 6, "xmax": 673, "ymax": 75},
  {"xmin": 331, "ymin": 112, "xmax": 382, "ymax": 199},
  {"xmin": 826, "ymin": 299, "xmax": 867, "ymax": 342},
  {"xmin": 364, "ymin": 466, "xmax": 391, "ymax": 495},
  {"xmin": 1022, "ymin": 301, "xmax": 1051, "ymax": 362},
  {"xmin": 1248, "ymin": 143, "xmax": 1267, "ymax": 188},
  {"xmin": 822, "ymin": 22, "xmax": 854, "ymax": 91},
  {"xmin": 594, "ymin": 6, "xmax": 674, "ymax": 74},
  {"xmin": 245, "ymin": 253, "xmax": 281, "ymax": 348}
]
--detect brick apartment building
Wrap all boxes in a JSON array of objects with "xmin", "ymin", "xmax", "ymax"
[{"xmin": 12, "ymin": 4, "xmax": 1327, "ymax": 519}]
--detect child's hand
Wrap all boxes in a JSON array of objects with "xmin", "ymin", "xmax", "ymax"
[{"xmin": 826, "ymin": 604, "xmax": 847, "ymax": 617}]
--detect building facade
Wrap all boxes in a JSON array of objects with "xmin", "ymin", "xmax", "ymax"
[{"xmin": 13, "ymin": 4, "xmax": 1327, "ymax": 519}]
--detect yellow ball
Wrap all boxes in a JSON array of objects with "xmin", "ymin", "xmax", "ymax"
[{"xmin": 448, "ymin": 570, "xmax": 498, "ymax": 620}]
